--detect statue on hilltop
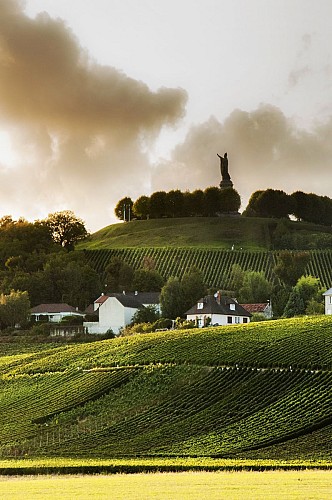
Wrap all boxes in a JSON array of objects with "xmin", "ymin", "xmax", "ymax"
[{"xmin": 217, "ymin": 152, "xmax": 233, "ymax": 189}]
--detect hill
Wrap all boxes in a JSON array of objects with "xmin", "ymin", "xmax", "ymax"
[
  {"xmin": 1, "ymin": 316, "xmax": 331, "ymax": 461},
  {"xmin": 79, "ymin": 216, "xmax": 332, "ymax": 250}
]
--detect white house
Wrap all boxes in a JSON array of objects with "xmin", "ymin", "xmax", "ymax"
[
  {"xmin": 185, "ymin": 293, "xmax": 251, "ymax": 327},
  {"xmin": 84, "ymin": 292, "xmax": 160, "ymax": 335},
  {"xmin": 30, "ymin": 303, "xmax": 84, "ymax": 323},
  {"xmin": 323, "ymin": 288, "xmax": 332, "ymax": 315}
]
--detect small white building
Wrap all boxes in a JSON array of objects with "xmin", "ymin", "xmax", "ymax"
[
  {"xmin": 30, "ymin": 303, "xmax": 84, "ymax": 323},
  {"xmin": 84, "ymin": 292, "xmax": 160, "ymax": 335},
  {"xmin": 323, "ymin": 288, "xmax": 332, "ymax": 315},
  {"xmin": 185, "ymin": 293, "xmax": 251, "ymax": 327}
]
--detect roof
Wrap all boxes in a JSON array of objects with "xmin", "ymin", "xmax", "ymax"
[
  {"xmin": 240, "ymin": 303, "xmax": 269, "ymax": 313},
  {"xmin": 30, "ymin": 303, "xmax": 81, "ymax": 314},
  {"xmin": 95, "ymin": 292, "xmax": 160, "ymax": 309},
  {"xmin": 185, "ymin": 295, "xmax": 251, "ymax": 317},
  {"xmin": 323, "ymin": 288, "xmax": 332, "ymax": 296}
]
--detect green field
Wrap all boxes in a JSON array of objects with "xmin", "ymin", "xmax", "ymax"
[
  {"xmin": 1, "ymin": 470, "xmax": 332, "ymax": 499},
  {"xmin": 0, "ymin": 316, "xmax": 331, "ymax": 463}
]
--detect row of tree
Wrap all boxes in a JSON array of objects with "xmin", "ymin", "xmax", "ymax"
[
  {"xmin": 244, "ymin": 189, "xmax": 332, "ymax": 225},
  {"xmin": 115, "ymin": 187, "xmax": 241, "ymax": 221}
]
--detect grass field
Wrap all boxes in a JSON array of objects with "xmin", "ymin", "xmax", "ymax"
[
  {"xmin": 78, "ymin": 216, "xmax": 332, "ymax": 250},
  {"xmin": 1, "ymin": 471, "xmax": 332, "ymax": 499}
]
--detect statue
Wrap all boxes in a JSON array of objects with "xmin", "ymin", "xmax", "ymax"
[
  {"xmin": 217, "ymin": 152, "xmax": 230, "ymax": 180},
  {"xmin": 217, "ymin": 152, "xmax": 233, "ymax": 189}
]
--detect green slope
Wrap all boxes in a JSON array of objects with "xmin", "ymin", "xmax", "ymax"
[
  {"xmin": 79, "ymin": 216, "xmax": 332, "ymax": 250},
  {"xmin": 0, "ymin": 316, "xmax": 331, "ymax": 460}
]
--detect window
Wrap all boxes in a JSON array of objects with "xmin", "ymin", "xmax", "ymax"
[
  {"xmin": 235, "ymin": 316, "xmax": 240, "ymax": 324},
  {"xmin": 229, "ymin": 303, "xmax": 236, "ymax": 311},
  {"xmin": 227, "ymin": 316, "xmax": 232, "ymax": 324},
  {"xmin": 197, "ymin": 302, "xmax": 204, "ymax": 309},
  {"xmin": 243, "ymin": 317, "xmax": 248, "ymax": 324}
]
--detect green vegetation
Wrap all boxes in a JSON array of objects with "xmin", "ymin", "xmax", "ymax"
[{"xmin": 0, "ymin": 316, "xmax": 331, "ymax": 462}]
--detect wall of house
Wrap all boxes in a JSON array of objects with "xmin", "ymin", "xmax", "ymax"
[
  {"xmin": 187, "ymin": 313, "xmax": 250, "ymax": 328},
  {"xmin": 31, "ymin": 311, "xmax": 83, "ymax": 323},
  {"xmin": 97, "ymin": 297, "xmax": 138, "ymax": 334},
  {"xmin": 324, "ymin": 295, "xmax": 332, "ymax": 315}
]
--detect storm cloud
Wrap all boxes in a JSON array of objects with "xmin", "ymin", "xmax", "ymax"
[
  {"xmin": 152, "ymin": 104, "xmax": 332, "ymax": 210},
  {"xmin": 0, "ymin": 0, "xmax": 187, "ymax": 228}
]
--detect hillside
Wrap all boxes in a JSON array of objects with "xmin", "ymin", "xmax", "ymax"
[
  {"xmin": 1, "ymin": 316, "xmax": 331, "ymax": 461},
  {"xmin": 79, "ymin": 216, "xmax": 332, "ymax": 250}
]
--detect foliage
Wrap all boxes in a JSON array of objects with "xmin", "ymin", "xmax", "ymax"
[
  {"xmin": 0, "ymin": 290, "xmax": 30, "ymax": 329},
  {"xmin": 132, "ymin": 196, "xmax": 150, "ymax": 220},
  {"xmin": 132, "ymin": 268, "xmax": 164, "ymax": 292},
  {"xmin": 104, "ymin": 256, "xmax": 134, "ymax": 292},
  {"xmin": 160, "ymin": 267, "xmax": 206, "ymax": 319},
  {"xmin": 114, "ymin": 197, "xmax": 134, "ymax": 222},
  {"xmin": 159, "ymin": 276, "xmax": 183, "ymax": 319},
  {"xmin": 44, "ymin": 211, "xmax": 88, "ymax": 251},
  {"xmin": 220, "ymin": 187, "xmax": 241, "ymax": 213},
  {"xmin": 283, "ymin": 275, "xmax": 323, "ymax": 318},
  {"xmin": 131, "ymin": 305, "xmax": 160, "ymax": 325},
  {"xmin": 239, "ymin": 271, "xmax": 272, "ymax": 303},
  {"xmin": 274, "ymin": 251, "xmax": 311, "ymax": 287}
]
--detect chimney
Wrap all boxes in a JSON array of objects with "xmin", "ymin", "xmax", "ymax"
[
  {"xmin": 122, "ymin": 290, "xmax": 126, "ymax": 295},
  {"xmin": 216, "ymin": 291, "xmax": 221, "ymax": 305}
]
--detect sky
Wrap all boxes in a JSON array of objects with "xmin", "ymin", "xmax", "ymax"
[{"xmin": 0, "ymin": 0, "xmax": 331, "ymax": 232}]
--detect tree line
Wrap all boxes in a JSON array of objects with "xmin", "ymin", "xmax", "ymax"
[
  {"xmin": 244, "ymin": 189, "xmax": 332, "ymax": 225},
  {"xmin": 115, "ymin": 187, "xmax": 241, "ymax": 221},
  {"xmin": 116, "ymin": 187, "xmax": 332, "ymax": 226}
]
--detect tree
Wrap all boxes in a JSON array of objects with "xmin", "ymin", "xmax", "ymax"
[
  {"xmin": 220, "ymin": 188, "xmax": 241, "ymax": 213},
  {"xmin": 132, "ymin": 196, "xmax": 150, "ymax": 220},
  {"xmin": 274, "ymin": 251, "xmax": 311, "ymax": 287},
  {"xmin": 283, "ymin": 275, "xmax": 322, "ymax": 317},
  {"xmin": 160, "ymin": 268, "xmax": 206, "ymax": 319},
  {"xmin": 254, "ymin": 189, "xmax": 294, "ymax": 218},
  {"xmin": 114, "ymin": 197, "xmax": 134, "ymax": 222},
  {"xmin": 242, "ymin": 190, "xmax": 264, "ymax": 217},
  {"xmin": 181, "ymin": 267, "xmax": 206, "ymax": 312},
  {"xmin": 184, "ymin": 189, "xmax": 204, "ymax": 217},
  {"xmin": 239, "ymin": 271, "xmax": 272, "ymax": 303},
  {"xmin": 229, "ymin": 264, "xmax": 245, "ymax": 295},
  {"xmin": 104, "ymin": 256, "xmax": 134, "ymax": 292},
  {"xmin": 131, "ymin": 305, "xmax": 160, "ymax": 325},
  {"xmin": 149, "ymin": 191, "xmax": 167, "ymax": 218},
  {"xmin": 203, "ymin": 187, "xmax": 222, "ymax": 216},
  {"xmin": 44, "ymin": 211, "xmax": 88, "ymax": 250},
  {"xmin": 160, "ymin": 276, "xmax": 183, "ymax": 318},
  {"xmin": 133, "ymin": 268, "xmax": 164, "ymax": 292},
  {"xmin": 0, "ymin": 290, "xmax": 30, "ymax": 329},
  {"xmin": 165, "ymin": 190, "xmax": 185, "ymax": 218}
]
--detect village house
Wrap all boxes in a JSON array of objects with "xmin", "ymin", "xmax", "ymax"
[
  {"xmin": 185, "ymin": 292, "xmax": 251, "ymax": 327},
  {"xmin": 84, "ymin": 291, "xmax": 160, "ymax": 335},
  {"xmin": 239, "ymin": 302, "xmax": 273, "ymax": 319},
  {"xmin": 30, "ymin": 303, "xmax": 85, "ymax": 323},
  {"xmin": 323, "ymin": 288, "xmax": 332, "ymax": 315}
]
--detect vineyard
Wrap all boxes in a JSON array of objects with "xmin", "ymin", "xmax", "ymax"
[
  {"xmin": 0, "ymin": 316, "xmax": 332, "ymax": 461},
  {"xmin": 82, "ymin": 248, "xmax": 332, "ymax": 289}
]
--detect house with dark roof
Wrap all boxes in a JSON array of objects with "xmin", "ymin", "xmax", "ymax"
[
  {"xmin": 84, "ymin": 292, "xmax": 160, "ymax": 335},
  {"xmin": 185, "ymin": 293, "xmax": 251, "ymax": 327},
  {"xmin": 30, "ymin": 303, "xmax": 84, "ymax": 323}
]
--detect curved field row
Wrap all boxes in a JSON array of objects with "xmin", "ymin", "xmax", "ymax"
[{"xmin": 0, "ymin": 316, "xmax": 331, "ymax": 460}]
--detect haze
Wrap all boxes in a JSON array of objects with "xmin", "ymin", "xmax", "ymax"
[{"xmin": 0, "ymin": 0, "xmax": 331, "ymax": 231}]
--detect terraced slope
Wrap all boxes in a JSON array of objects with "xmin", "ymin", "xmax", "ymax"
[
  {"xmin": 83, "ymin": 248, "xmax": 332, "ymax": 289},
  {"xmin": 0, "ymin": 316, "xmax": 331, "ymax": 460}
]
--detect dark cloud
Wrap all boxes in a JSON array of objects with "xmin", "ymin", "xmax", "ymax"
[
  {"xmin": 0, "ymin": 0, "xmax": 187, "ymax": 229},
  {"xmin": 152, "ymin": 104, "xmax": 332, "ymax": 209}
]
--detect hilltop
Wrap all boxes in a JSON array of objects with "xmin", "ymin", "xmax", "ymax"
[
  {"xmin": 0, "ymin": 316, "xmax": 331, "ymax": 462},
  {"xmin": 79, "ymin": 216, "xmax": 332, "ymax": 250}
]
